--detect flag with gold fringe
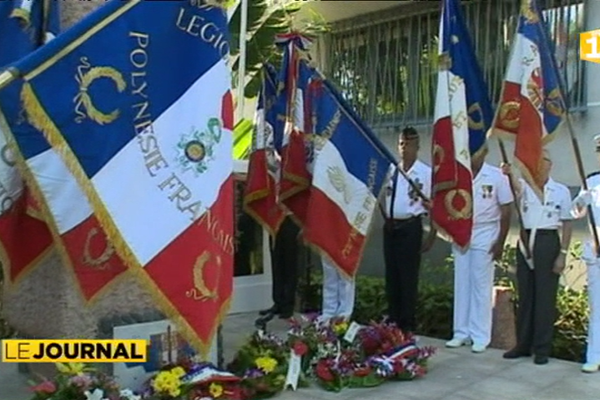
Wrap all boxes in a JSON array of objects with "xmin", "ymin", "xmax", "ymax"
[
  {"xmin": 0, "ymin": 0, "xmax": 58, "ymax": 286},
  {"xmin": 0, "ymin": 0, "xmax": 234, "ymax": 356}
]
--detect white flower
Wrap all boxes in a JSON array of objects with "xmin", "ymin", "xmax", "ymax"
[
  {"xmin": 119, "ymin": 389, "xmax": 141, "ymax": 400},
  {"xmin": 84, "ymin": 389, "xmax": 107, "ymax": 400}
]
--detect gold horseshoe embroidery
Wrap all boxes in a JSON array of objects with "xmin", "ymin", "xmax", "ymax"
[
  {"xmin": 432, "ymin": 144, "xmax": 445, "ymax": 174},
  {"xmin": 74, "ymin": 57, "xmax": 127, "ymax": 125},
  {"xmin": 82, "ymin": 227, "xmax": 115, "ymax": 269},
  {"xmin": 186, "ymin": 251, "xmax": 221, "ymax": 302},
  {"xmin": 444, "ymin": 189, "xmax": 473, "ymax": 220}
]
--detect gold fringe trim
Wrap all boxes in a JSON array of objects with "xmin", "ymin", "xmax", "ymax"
[
  {"xmin": 0, "ymin": 241, "xmax": 53, "ymax": 291},
  {"xmin": 0, "ymin": 103, "xmax": 128, "ymax": 305},
  {"xmin": 20, "ymin": 82, "xmax": 230, "ymax": 357},
  {"xmin": 10, "ymin": 8, "xmax": 30, "ymax": 28}
]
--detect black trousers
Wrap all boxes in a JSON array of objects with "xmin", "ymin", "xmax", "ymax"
[
  {"xmin": 383, "ymin": 216, "xmax": 423, "ymax": 332},
  {"xmin": 515, "ymin": 230, "xmax": 561, "ymax": 357},
  {"xmin": 270, "ymin": 216, "xmax": 300, "ymax": 313}
]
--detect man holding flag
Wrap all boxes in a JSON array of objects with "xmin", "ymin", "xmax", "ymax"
[
  {"xmin": 0, "ymin": 0, "xmax": 234, "ymax": 356},
  {"xmin": 492, "ymin": 0, "xmax": 574, "ymax": 365},
  {"xmin": 431, "ymin": 0, "xmax": 513, "ymax": 354}
]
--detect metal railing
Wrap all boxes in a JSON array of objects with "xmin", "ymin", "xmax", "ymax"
[{"xmin": 321, "ymin": 0, "xmax": 585, "ymax": 130}]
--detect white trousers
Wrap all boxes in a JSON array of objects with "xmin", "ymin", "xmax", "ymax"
[
  {"xmin": 452, "ymin": 223, "xmax": 498, "ymax": 347},
  {"xmin": 583, "ymin": 241, "xmax": 600, "ymax": 365},
  {"xmin": 321, "ymin": 257, "xmax": 355, "ymax": 320}
]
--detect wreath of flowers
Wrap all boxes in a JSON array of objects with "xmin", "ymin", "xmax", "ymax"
[{"xmin": 27, "ymin": 318, "xmax": 435, "ymax": 400}]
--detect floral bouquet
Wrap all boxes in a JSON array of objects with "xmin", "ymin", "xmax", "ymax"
[
  {"xmin": 181, "ymin": 362, "xmax": 244, "ymax": 400},
  {"xmin": 359, "ymin": 321, "xmax": 436, "ymax": 381},
  {"xmin": 226, "ymin": 331, "xmax": 289, "ymax": 399},
  {"xmin": 28, "ymin": 363, "xmax": 132, "ymax": 400}
]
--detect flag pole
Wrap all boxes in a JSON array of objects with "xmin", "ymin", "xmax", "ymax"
[
  {"xmin": 0, "ymin": 68, "xmax": 18, "ymax": 91},
  {"xmin": 496, "ymin": 137, "xmax": 532, "ymax": 259},
  {"xmin": 235, "ymin": 0, "xmax": 248, "ymax": 124}
]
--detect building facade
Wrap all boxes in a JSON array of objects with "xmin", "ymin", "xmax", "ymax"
[{"xmin": 306, "ymin": 0, "xmax": 599, "ymax": 187}]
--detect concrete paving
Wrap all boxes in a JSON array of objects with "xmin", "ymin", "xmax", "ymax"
[{"xmin": 2, "ymin": 312, "xmax": 599, "ymax": 400}]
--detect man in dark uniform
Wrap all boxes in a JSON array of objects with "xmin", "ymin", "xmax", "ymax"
[
  {"xmin": 501, "ymin": 151, "xmax": 573, "ymax": 364},
  {"xmin": 259, "ymin": 215, "xmax": 300, "ymax": 319},
  {"xmin": 381, "ymin": 126, "xmax": 436, "ymax": 333}
]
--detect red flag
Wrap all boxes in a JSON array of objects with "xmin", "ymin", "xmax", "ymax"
[
  {"xmin": 0, "ymin": 188, "xmax": 53, "ymax": 285},
  {"xmin": 243, "ymin": 66, "xmax": 285, "ymax": 235}
]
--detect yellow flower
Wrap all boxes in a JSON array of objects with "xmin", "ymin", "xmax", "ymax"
[
  {"xmin": 209, "ymin": 382, "xmax": 224, "ymax": 398},
  {"xmin": 55, "ymin": 363, "xmax": 88, "ymax": 375},
  {"xmin": 255, "ymin": 356, "xmax": 278, "ymax": 374},
  {"xmin": 152, "ymin": 370, "xmax": 182, "ymax": 397},
  {"xmin": 171, "ymin": 367, "xmax": 186, "ymax": 378},
  {"xmin": 333, "ymin": 321, "xmax": 349, "ymax": 335}
]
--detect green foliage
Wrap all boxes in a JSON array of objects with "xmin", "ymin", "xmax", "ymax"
[
  {"xmin": 233, "ymin": 118, "xmax": 254, "ymax": 159},
  {"xmin": 228, "ymin": 0, "xmax": 329, "ymax": 99}
]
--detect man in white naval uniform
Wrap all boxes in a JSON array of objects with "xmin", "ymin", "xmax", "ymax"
[
  {"xmin": 320, "ymin": 256, "xmax": 355, "ymax": 322},
  {"xmin": 446, "ymin": 146, "xmax": 513, "ymax": 353},
  {"xmin": 571, "ymin": 135, "xmax": 600, "ymax": 372},
  {"xmin": 502, "ymin": 150, "xmax": 573, "ymax": 365},
  {"xmin": 382, "ymin": 126, "xmax": 436, "ymax": 334}
]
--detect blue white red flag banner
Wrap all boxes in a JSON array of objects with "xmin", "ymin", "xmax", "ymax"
[
  {"xmin": 0, "ymin": 0, "xmax": 234, "ymax": 356},
  {"xmin": 243, "ymin": 64, "xmax": 285, "ymax": 236},
  {"xmin": 0, "ymin": 0, "xmax": 59, "ymax": 286},
  {"xmin": 490, "ymin": 0, "xmax": 566, "ymax": 198},
  {"xmin": 303, "ymin": 77, "xmax": 392, "ymax": 278},
  {"xmin": 276, "ymin": 34, "xmax": 316, "ymax": 226},
  {"xmin": 431, "ymin": 0, "xmax": 478, "ymax": 248}
]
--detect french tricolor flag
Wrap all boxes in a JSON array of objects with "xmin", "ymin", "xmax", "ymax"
[
  {"xmin": 490, "ymin": 0, "xmax": 565, "ymax": 197},
  {"xmin": 430, "ymin": 0, "xmax": 479, "ymax": 249},
  {"xmin": 303, "ymin": 78, "xmax": 391, "ymax": 278},
  {"xmin": 243, "ymin": 64, "xmax": 285, "ymax": 236},
  {"xmin": 4, "ymin": 1, "xmax": 233, "ymax": 356},
  {"xmin": 275, "ymin": 34, "xmax": 315, "ymax": 226}
]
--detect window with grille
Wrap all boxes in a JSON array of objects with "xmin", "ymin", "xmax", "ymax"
[{"xmin": 322, "ymin": 0, "xmax": 585, "ymax": 129}]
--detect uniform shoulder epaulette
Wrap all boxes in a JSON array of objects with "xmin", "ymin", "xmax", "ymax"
[{"xmin": 587, "ymin": 171, "xmax": 600, "ymax": 179}]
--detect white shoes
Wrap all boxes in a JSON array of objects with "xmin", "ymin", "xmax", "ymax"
[
  {"xmin": 471, "ymin": 344, "xmax": 487, "ymax": 353},
  {"xmin": 445, "ymin": 337, "xmax": 472, "ymax": 348},
  {"xmin": 582, "ymin": 363, "xmax": 600, "ymax": 373}
]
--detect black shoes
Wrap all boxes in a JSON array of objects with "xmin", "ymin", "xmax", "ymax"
[
  {"xmin": 258, "ymin": 305, "xmax": 293, "ymax": 319},
  {"xmin": 259, "ymin": 306, "xmax": 279, "ymax": 316},
  {"xmin": 503, "ymin": 348, "xmax": 531, "ymax": 359},
  {"xmin": 534, "ymin": 355, "xmax": 549, "ymax": 365},
  {"xmin": 503, "ymin": 348, "xmax": 549, "ymax": 365}
]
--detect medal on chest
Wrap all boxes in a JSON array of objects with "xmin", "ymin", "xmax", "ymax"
[{"xmin": 408, "ymin": 178, "xmax": 424, "ymax": 205}]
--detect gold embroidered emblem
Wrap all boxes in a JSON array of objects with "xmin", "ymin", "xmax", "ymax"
[
  {"xmin": 546, "ymin": 88, "xmax": 565, "ymax": 117},
  {"xmin": 467, "ymin": 102, "xmax": 484, "ymax": 131},
  {"xmin": 432, "ymin": 144, "xmax": 445, "ymax": 174},
  {"xmin": 444, "ymin": 189, "xmax": 472, "ymax": 220},
  {"xmin": 497, "ymin": 101, "xmax": 520, "ymax": 130},
  {"xmin": 74, "ymin": 57, "xmax": 127, "ymax": 125},
  {"xmin": 327, "ymin": 165, "xmax": 352, "ymax": 204},
  {"xmin": 186, "ymin": 251, "xmax": 221, "ymax": 302},
  {"xmin": 520, "ymin": 0, "xmax": 540, "ymax": 24},
  {"xmin": 82, "ymin": 227, "xmax": 115, "ymax": 269}
]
